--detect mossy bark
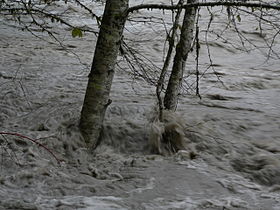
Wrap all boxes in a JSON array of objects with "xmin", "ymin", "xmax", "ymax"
[
  {"xmin": 164, "ymin": 0, "xmax": 198, "ymax": 111},
  {"xmin": 80, "ymin": 0, "xmax": 128, "ymax": 149}
]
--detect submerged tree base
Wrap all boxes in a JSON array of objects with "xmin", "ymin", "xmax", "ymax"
[{"xmin": 148, "ymin": 109, "xmax": 197, "ymax": 157}]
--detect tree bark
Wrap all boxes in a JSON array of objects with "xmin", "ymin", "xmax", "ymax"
[
  {"xmin": 164, "ymin": 0, "xmax": 198, "ymax": 111},
  {"xmin": 80, "ymin": 0, "xmax": 128, "ymax": 149},
  {"xmin": 156, "ymin": 0, "xmax": 184, "ymax": 121}
]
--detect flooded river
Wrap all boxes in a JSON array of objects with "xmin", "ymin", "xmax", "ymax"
[{"xmin": 0, "ymin": 0, "xmax": 280, "ymax": 209}]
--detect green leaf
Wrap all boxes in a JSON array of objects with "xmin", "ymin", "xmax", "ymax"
[
  {"xmin": 71, "ymin": 28, "xmax": 83, "ymax": 38},
  {"xmin": 236, "ymin": 14, "xmax": 241, "ymax": 22}
]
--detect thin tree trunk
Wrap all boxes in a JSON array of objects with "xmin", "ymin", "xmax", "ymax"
[
  {"xmin": 164, "ymin": 0, "xmax": 198, "ymax": 111},
  {"xmin": 156, "ymin": 0, "xmax": 183, "ymax": 121},
  {"xmin": 80, "ymin": 0, "xmax": 128, "ymax": 149}
]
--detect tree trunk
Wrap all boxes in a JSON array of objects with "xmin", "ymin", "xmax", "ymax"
[
  {"xmin": 164, "ymin": 0, "xmax": 198, "ymax": 111},
  {"xmin": 156, "ymin": 0, "xmax": 184, "ymax": 121},
  {"xmin": 80, "ymin": 0, "xmax": 128, "ymax": 149}
]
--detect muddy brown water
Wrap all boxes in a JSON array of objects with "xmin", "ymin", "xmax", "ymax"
[{"xmin": 0, "ymin": 1, "xmax": 280, "ymax": 209}]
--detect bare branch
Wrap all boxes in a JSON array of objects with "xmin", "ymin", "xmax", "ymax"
[
  {"xmin": 0, "ymin": 132, "xmax": 62, "ymax": 164},
  {"xmin": 128, "ymin": 2, "xmax": 280, "ymax": 14}
]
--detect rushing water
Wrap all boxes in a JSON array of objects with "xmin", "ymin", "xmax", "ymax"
[{"xmin": 0, "ymin": 0, "xmax": 280, "ymax": 209}]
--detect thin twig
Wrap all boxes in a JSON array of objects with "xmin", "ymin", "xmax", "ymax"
[{"xmin": 0, "ymin": 132, "xmax": 62, "ymax": 164}]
